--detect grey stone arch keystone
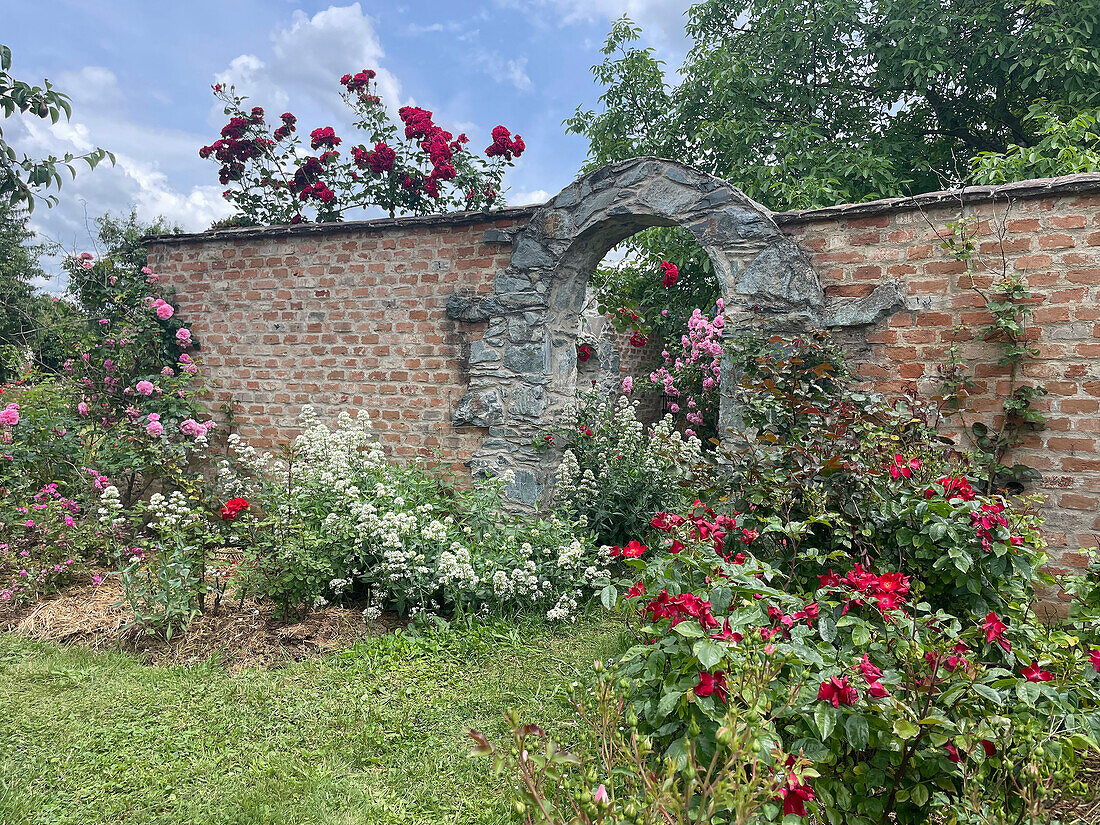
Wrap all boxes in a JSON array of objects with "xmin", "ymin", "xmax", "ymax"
[{"xmin": 446, "ymin": 157, "xmax": 903, "ymax": 507}]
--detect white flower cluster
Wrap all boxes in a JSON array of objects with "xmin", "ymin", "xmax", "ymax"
[
  {"xmin": 97, "ymin": 485, "xmax": 125, "ymax": 528},
  {"xmin": 147, "ymin": 491, "xmax": 202, "ymax": 532},
  {"xmin": 217, "ymin": 408, "xmax": 607, "ymax": 621}
]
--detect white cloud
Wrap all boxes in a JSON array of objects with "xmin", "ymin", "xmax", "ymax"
[
  {"xmin": 216, "ymin": 3, "xmax": 402, "ymax": 121},
  {"xmin": 494, "ymin": 0, "xmax": 692, "ymax": 57},
  {"xmin": 471, "ymin": 51, "xmax": 533, "ymax": 92},
  {"xmin": 509, "ymin": 188, "xmax": 551, "ymax": 205}
]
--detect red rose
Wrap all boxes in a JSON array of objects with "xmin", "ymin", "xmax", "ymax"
[
  {"xmin": 693, "ymin": 670, "xmax": 727, "ymax": 702},
  {"xmin": 817, "ymin": 676, "xmax": 858, "ymax": 708},
  {"xmin": 660, "ymin": 260, "xmax": 679, "ymax": 287},
  {"xmin": 629, "ymin": 330, "xmax": 649, "ymax": 348},
  {"xmin": 576, "ymin": 343, "xmax": 592, "ymax": 363},
  {"xmin": 982, "ymin": 611, "xmax": 1011, "ymax": 652},
  {"xmin": 220, "ymin": 497, "xmax": 249, "ymax": 520}
]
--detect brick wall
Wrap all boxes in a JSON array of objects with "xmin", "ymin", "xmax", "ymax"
[
  {"xmin": 147, "ymin": 174, "xmax": 1100, "ymax": 578},
  {"xmin": 776, "ymin": 176, "xmax": 1100, "ymax": 577},
  {"xmin": 146, "ymin": 208, "xmax": 536, "ymax": 476}
]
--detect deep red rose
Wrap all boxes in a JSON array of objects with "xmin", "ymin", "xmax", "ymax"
[
  {"xmin": 310, "ymin": 126, "xmax": 341, "ymax": 150},
  {"xmin": 220, "ymin": 497, "xmax": 249, "ymax": 520},
  {"xmin": 817, "ymin": 676, "xmax": 858, "ymax": 708},
  {"xmin": 660, "ymin": 260, "xmax": 679, "ymax": 287},
  {"xmin": 576, "ymin": 343, "xmax": 592, "ymax": 363},
  {"xmin": 982, "ymin": 611, "xmax": 1011, "ymax": 652},
  {"xmin": 629, "ymin": 330, "xmax": 649, "ymax": 348},
  {"xmin": 694, "ymin": 670, "xmax": 727, "ymax": 702}
]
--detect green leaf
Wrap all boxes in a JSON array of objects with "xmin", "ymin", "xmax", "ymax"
[
  {"xmin": 844, "ymin": 714, "xmax": 869, "ymax": 749},
  {"xmin": 692, "ymin": 640, "xmax": 725, "ymax": 670},
  {"xmin": 893, "ymin": 719, "xmax": 920, "ymax": 740},
  {"xmin": 972, "ymin": 683, "xmax": 1002, "ymax": 705},
  {"xmin": 672, "ymin": 621, "xmax": 704, "ymax": 639},
  {"xmin": 818, "ymin": 616, "xmax": 837, "ymax": 643},
  {"xmin": 1015, "ymin": 680, "xmax": 1041, "ymax": 706},
  {"xmin": 656, "ymin": 688, "xmax": 682, "ymax": 719},
  {"xmin": 599, "ymin": 585, "xmax": 617, "ymax": 610},
  {"xmin": 911, "ymin": 783, "xmax": 930, "ymax": 807},
  {"xmin": 815, "ymin": 704, "xmax": 836, "ymax": 741}
]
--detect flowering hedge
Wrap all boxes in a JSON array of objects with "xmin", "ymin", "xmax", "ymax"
[
  {"xmin": 201, "ymin": 70, "xmax": 526, "ymax": 225},
  {"xmin": 207, "ymin": 407, "xmax": 608, "ymax": 621}
]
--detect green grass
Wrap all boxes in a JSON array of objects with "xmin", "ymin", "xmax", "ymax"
[{"xmin": 0, "ymin": 616, "xmax": 626, "ymax": 825}]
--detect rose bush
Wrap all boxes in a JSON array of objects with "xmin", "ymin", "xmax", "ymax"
[{"xmin": 202, "ymin": 71, "xmax": 525, "ymax": 225}]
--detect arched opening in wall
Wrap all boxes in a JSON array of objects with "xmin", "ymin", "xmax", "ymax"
[{"xmin": 548, "ymin": 220, "xmax": 724, "ymax": 445}]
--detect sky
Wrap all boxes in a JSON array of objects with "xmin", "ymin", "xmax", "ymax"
[{"xmin": 5, "ymin": 0, "xmax": 694, "ymax": 287}]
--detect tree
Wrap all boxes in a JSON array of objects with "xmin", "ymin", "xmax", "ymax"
[
  {"xmin": 567, "ymin": 1, "xmax": 1100, "ymax": 211},
  {"xmin": 0, "ymin": 44, "xmax": 114, "ymax": 211},
  {"xmin": 0, "ymin": 201, "xmax": 61, "ymax": 379}
]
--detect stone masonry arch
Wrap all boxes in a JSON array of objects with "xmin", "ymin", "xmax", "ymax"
[{"xmin": 446, "ymin": 157, "xmax": 903, "ymax": 506}]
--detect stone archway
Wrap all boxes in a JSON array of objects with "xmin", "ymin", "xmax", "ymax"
[{"xmin": 447, "ymin": 157, "xmax": 902, "ymax": 506}]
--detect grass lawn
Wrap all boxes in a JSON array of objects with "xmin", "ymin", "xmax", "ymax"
[{"xmin": 0, "ymin": 616, "xmax": 626, "ymax": 825}]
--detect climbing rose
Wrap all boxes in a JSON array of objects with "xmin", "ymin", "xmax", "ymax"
[
  {"xmin": 817, "ymin": 676, "xmax": 858, "ymax": 708},
  {"xmin": 309, "ymin": 126, "xmax": 341, "ymax": 149},
  {"xmin": 660, "ymin": 260, "xmax": 679, "ymax": 287},
  {"xmin": 610, "ymin": 540, "xmax": 646, "ymax": 558},
  {"xmin": 625, "ymin": 581, "xmax": 645, "ymax": 598},
  {"xmin": 946, "ymin": 744, "xmax": 962, "ymax": 764},
  {"xmin": 858, "ymin": 654, "xmax": 882, "ymax": 684},
  {"xmin": 781, "ymin": 777, "xmax": 814, "ymax": 817},
  {"xmin": 175, "ymin": 328, "xmax": 192, "ymax": 343},
  {"xmin": 0, "ymin": 404, "xmax": 18, "ymax": 427},
  {"xmin": 982, "ymin": 611, "xmax": 1011, "ymax": 652},
  {"xmin": 576, "ymin": 343, "xmax": 592, "ymax": 363},
  {"xmin": 629, "ymin": 330, "xmax": 649, "ymax": 348},
  {"xmin": 1021, "ymin": 661, "xmax": 1053, "ymax": 682},
  {"xmin": 1091, "ymin": 649, "xmax": 1100, "ymax": 672},
  {"xmin": 145, "ymin": 421, "xmax": 164, "ymax": 437},
  {"xmin": 924, "ymin": 476, "xmax": 975, "ymax": 501},
  {"xmin": 693, "ymin": 670, "xmax": 727, "ymax": 702},
  {"xmin": 135, "ymin": 381, "xmax": 155, "ymax": 396}
]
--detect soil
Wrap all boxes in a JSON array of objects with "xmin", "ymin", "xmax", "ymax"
[{"xmin": 0, "ymin": 575, "xmax": 398, "ymax": 670}]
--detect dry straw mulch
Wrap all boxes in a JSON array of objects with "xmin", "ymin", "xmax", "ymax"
[{"xmin": 0, "ymin": 575, "xmax": 395, "ymax": 669}]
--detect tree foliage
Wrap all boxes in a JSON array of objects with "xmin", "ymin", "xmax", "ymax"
[
  {"xmin": 0, "ymin": 44, "xmax": 114, "ymax": 211},
  {"xmin": 567, "ymin": 1, "xmax": 1100, "ymax": 211}
]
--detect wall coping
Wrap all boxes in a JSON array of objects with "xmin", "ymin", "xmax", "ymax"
[
  {"xmin": 773, "ymin": 173, "xmax": 1100, "ymax": 226},
  {"xmin": 144, "ymin": 173, "xmax": 1100, "ymax": 245},
  {"xmin": 143, "ymin": 204, "xmax": 541, "ymax": 246}
]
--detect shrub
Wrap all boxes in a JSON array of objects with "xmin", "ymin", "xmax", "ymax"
[
  {"xmin": 494, "ymin": 501, "xmax": 1100, "ymax": 824},
  {"xmin": 202, "ymin": 72, "xmax": 525, "ymax": 224},
  {"xmin": 715, "ymin": 335, "xmax": 1049, "ymax": 617},
  {"xmin": 218, "ymin": 407, "xmax": 609, "ymax": 621},
  {"xmin": 552, "ymin": 392, "xmax": 701, "ymax": 547}
]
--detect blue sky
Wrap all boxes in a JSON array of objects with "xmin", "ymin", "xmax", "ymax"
[{"xmin": 6, "ymin": 0, "xmax": 693, "ymax": 282}]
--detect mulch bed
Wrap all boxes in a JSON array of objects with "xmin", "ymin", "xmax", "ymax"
[{"xmin": 0, "ymin": 574, "xmax": 397, "ymax": 669}]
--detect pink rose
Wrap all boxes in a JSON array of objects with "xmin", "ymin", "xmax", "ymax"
[
  {"xmin": 135, "ymin": 381, "xmax": 155, "ymax": 396},
  {"xmin": 146, "ymin": 421, "xmax": 164, "ymax": 437}
]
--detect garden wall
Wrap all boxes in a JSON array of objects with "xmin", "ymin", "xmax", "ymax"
[
  {"xmin": 146, "ymin": 209, "xmax": 536, "ymax": 474},
  {"xmin": 146, "ymin": 171, "xmax": 1100, "ymax": 580}
]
